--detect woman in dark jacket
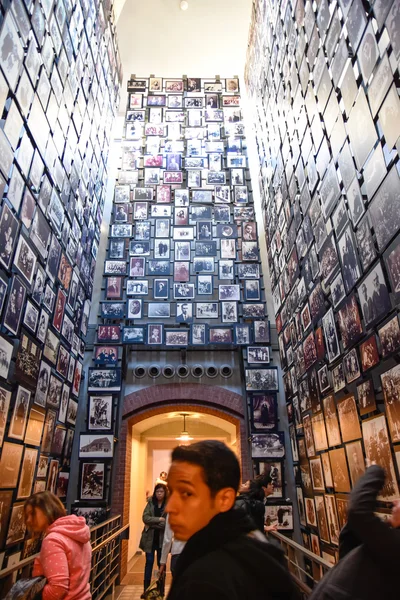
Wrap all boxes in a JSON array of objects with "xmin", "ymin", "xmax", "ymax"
[
  {"xmin": 139, "ymin": 483, "xmax": 167, "ymax": 597},
  {"xmin": 310, "ymin": 465, "xmax": 400, "ymax": 600}
]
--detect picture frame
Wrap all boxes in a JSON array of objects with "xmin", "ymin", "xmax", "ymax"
[
  {"xmin": 87, "ymin": 369, "xmax": 122, "ymax": 392},
  {"xmin": 250, "ymin": 433, "xmax": 285, "ymax": 458},
  {"xmin": 148, "ymin": 324, "xmax": 163, "ymax": 345},
  {"xmin": 329, "ymin": 448, "xmax": 351, "ymax": 493},
  {"xmin": 98, "ymin": 325, "xmax": 121, "ymax": 343},
  {"xmin": 165, "ymin": 330, "xmax": 189, "ymax": 347},
  {"xmin": 3, "ymin": 276, "xmax": 27, "ymax": 336},
  {"xmin": 8, "ymin": 386, "xmax": 31, "ymax": 441},
  {"xmin": 208, "ymin": 327, "xmax": 233, "ymax": 344},
  {"xmin": 122, "ymin": 326, "xmax": 146, "ymax": 344},
  {"xmin": 80, "ymin": 462, "xmax": 105, "ymax": 500},
  {"xmin": 265, "ymin": 503, "xmax": 293, "ymax": 532},
  {"xmin": 79, "ymin": 434, "xmax": 114, "ymax": 458},
  {"xmin": 88, "ymin": 396, "xmax": 113, "ymax": 430},
  {"xmin": 94, "ymin": 346, "xmax": 118, "ymax": 365},
  {"xmin": 196, "ymin": 302, "xmax": 218, "ymax": 319},
  {"xmin": 0, "ymin": 203, "xmax": 19, "ymax": 270},
  {"xmin": 147, "ymin": 302, "xmax": 170, "ymax": 318},
  {"xmin": 245, "ymin": 368, "xmax": 278, "ymax": 391},
  {"xmin": 0, "ymin": 442, "xmax": 23, "ymax": 488},
  {"xmin": 249, "ymin": 393, "xmax": 277, "ymax": 431},
  {"xmin": 378, "ymin": 315, "xmax": 400, "ymax": 358}
]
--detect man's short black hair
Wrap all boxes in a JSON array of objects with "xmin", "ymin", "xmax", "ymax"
[{"xmin": 171, "ymin": 440, "xmax": 241, "ymax": 496}]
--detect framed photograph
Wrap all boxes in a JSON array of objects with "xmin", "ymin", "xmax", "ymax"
[
  {"xmin": 148, "ymin": 302, "xmax": 170, "ymax": 318},
  {"xmin": 176, "ymin": 302, "xmax": 193, "ymax": 323},
  {"xmin": 80, "ymin": 463, "xmax": 105, "ymax": 500},
  {"xmin": 0, "ymin": 203, "xmax": 19, "ymax": 269},
  {"xmin": 165, "ymin": 330, "xmax": 189, "ymax": 347},
  {"xmin": 8, "ymin": 386, "xmax": 31, "ymax": 440},
  {"xmin": 174, "ymin": 262, "xmax": 190, "ymax": 282},
  {"xmin": 368, "ymin": 167, "xmax": 400, "ymax": 252},
  {"xmin": 332, "ymin": 363, "xmax": 345, "ymax": 394},
  {"xmin": 245, "ymin": 368, "xmax": 278, "ymax": 391},
  {"xmin": 265, "ymin": 503, "xmax": 293, "ymax": 531},
  {"xmin": 6, "ymin": 503, "xmax": 26, "ymax": 546},
  {"xmin": 253, "ymin": 321, "xmax": 270, "ymax": 344},
  {"xmin": 79, "ymin": 434, "xmax": 114, "ymax": 458},
  {"xmin": 247, "ymin": 347, "xmax": 270, "ymax": 364},
  {"xmin": 381, "ymin": 364, "xmax": 400, "ymax": 444},
  {"xmin": 88, "ymin": 396, "xmax": 113, "ymax": 430},
  {"xmin": 15, "ymin": 332, "xmax": 41, "ymax": 387},
  {"xmin": 321, "ymin": 308, "xmax": 340, "ymax": 363},
  {"xmin": 3, "ymin": 276, "xmax": 27, "ymax": 336},
  {"xmin": 337, "ymin": 395, "xmax": 362, "ymax": 442},
  {"xmin": 148, "ymin": 324, "xmax": 163, "ymax": 344},
  {"xmin": 147, "ymin": 260, "xmax": 171, "ymax": 276},
  {"xmin": 329, "ymin": 448, "xmax": 351, "ymax": 493},
  {"xmin": 94, "ymin": 346, "xmax": 118, "ymax": 366},
  {"xmin": 378, "ymin": 315, "xmax": 400, "ymax": 358},
  {"xmin": 197, "ymin": 275, "xmax": 213, "ymax": 295},
  {"xmin": 122, "ymin": 326, "xmax": 145, "ymax": 344},
  {"xmin": 235, "ymin": 323, "xmax": 251, "ymax": 345},
  {"xmin": 322, "ymin": 395, "xmax": 342, "ymax": 447},
  {"xmin": 384, "ymin": 234, "xmax": 400, "ymax": 304},
  {"xmin": 356, "ymin": 378, "xmax": 376, "ymax": 416},
  {"xmin": 359, "ymin": 335, "xmax": 379, "ymax": 372},
  {"xmin": 345, "ymin": 440, "xmax": 365, "ymax": 486},
  {"xmin": 193, "ymin": 258, "xmax": 214, "ymax": 273},
  {"xmin": 343, "ymin": 347, "xmax": 361, "ymax": 384},
  {"xmin": 98, "ymin": 325, "xmax": 121, "ymax": 343},
  {"xmin": 221, "ymin": 301, "xmax": 237, "ymax": 323},
  {"xmin": 251, "ymin": 432, "xmax": 285, "ymax": 458},
  {"xmin": 315, "ymin": 496, "xmax": 331, "ymax": 544},
  {"xmin": 337, "ymin": 225, "xmax": 361, "ymax": 293},
  {"xmin": 249, "ymin": 394, "xmax": 277, "ymax": 431},
  {"xmin": 311, "ymin": 412, "xmax": 328, "ymax": 452},
  {"xmin": 130, "ymin": 257, "xmax": 146, "ymax": 277},
  {"xmin": 362, "ymin": 414, "xmax": 399, "ymax": 501},
  {"xmin": 127, "ymin": 299, "xmax": 143, "ymax": 319},
  {"xmin": 337, "ymin": 294, "xmax": 363, "ymax": 351},
  {"xmin": 0, "ymin": 442, "xmax": 23, "ymax": 488},
  {"xmin": 147, "ymin": 94, "xmax": 166, "ymax": 106},
  {"xmin": 188, "ymin": 323, "xmax": 205, "ymax": 345},
  {"xmin": 87, "ymin": 369, "xmax": 122, "ymax": 392},
  {"xmin": 209, "ymin": 327, "xmax": 233, "ymax": 344}
]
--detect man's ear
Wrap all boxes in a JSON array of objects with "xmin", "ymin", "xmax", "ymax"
[{"xmin": 215, "ymin": 487, "xmax": 237, "ymax": 513}]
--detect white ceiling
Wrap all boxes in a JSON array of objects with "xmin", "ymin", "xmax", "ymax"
[{"xmin": 115, "ymin": 0, "xmax": 253, "ymax": 111}]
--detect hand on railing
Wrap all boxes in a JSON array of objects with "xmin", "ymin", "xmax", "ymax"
[{"xmin": 264, "ymin": 523, "xmax": 278, "ymax": 533}]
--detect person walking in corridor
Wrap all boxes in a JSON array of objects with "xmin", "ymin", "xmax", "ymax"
[{"xmin": 140, "ymin": 483, "xmax": 167, "ymax": 598}]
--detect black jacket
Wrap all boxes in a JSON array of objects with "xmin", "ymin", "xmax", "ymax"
[
  {"xmin": 310, "ymin": 466, "xmax": 400, "ymax": 600},
  {"xmin": 235, "ymin": 491, "xmax": 266, "ymax": 532},
  {"xmin": 167, "ymin": 509, "xmax": 298, "ymax": 600}
]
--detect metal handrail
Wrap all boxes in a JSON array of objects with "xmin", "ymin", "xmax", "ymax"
[
  {"xmin": 92, "ymin": 523, "xmax": 129, "ymax": 553},
  {"xmin": 0, "ymin": 555, "xmax": 38, "ymax": 579},
  {"xmin": 270, "ymin": 531, "xmax": 333, "ymax": 570}
]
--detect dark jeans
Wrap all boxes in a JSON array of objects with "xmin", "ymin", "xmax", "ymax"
[
  {"xmin": 144, "ymin": 548, "xmax": 161, "ymax": 590},
  {"xmin": 170, "ymin": 554, "xmax": 180, "ymax": 578}
]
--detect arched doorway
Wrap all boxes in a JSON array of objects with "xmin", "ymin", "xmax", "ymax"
[{"xmin": 112, "ymin": 383, "xmax": 250, "ymax": 579}]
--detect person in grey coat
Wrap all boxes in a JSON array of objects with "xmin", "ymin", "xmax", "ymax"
[
  {"xmin": 310, "ymin": 465, "xmax": 400, "ymax": 600},
  {"xmin": 139, "ymin": 483, "xmax": 167, "ymax": 597}
]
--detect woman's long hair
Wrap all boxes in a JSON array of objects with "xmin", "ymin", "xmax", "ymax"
[{"xmin": 151, "ymin": 483, "xmax": 167, "ymax": 508}]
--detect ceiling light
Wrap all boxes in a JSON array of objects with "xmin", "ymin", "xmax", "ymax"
[
  {"xmin": 180, "ymin": 1, "xmax": 189, "ymax": 10},
  {"xmin": 176, "ymin": 414, "xmax": 193, "ymax": 444}
]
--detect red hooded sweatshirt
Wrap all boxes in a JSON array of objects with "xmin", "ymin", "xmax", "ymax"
[{"xmin": 32, "ymin": 515, "xmax": 92, "ymax": 600}]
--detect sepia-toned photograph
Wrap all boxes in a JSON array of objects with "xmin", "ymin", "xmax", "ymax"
[
  {"xmin": 356, "ymin": 379, "xmax": 376, "ymax": 416},
  {"xmin": 80, "ymin": 463, "xmax": 105, "ymax": 500},
  {"xmin": 310, "ymin": 457, "xmax": 325, "ymax": 492},
  {"xmin": 322, "ymin": 395, "xmax": 342, "ymax": 447},
  {"xmin": 337, "ymin": 395, "xmax": 362, "ymax": 443},
  {"xmin": 343, "ymin": 348, "xmax": 361, "ymax": 384},
  {"xmin": 345, "ymin": 440, "xmax": 365, "ymax": 486},
  {"xmin": 265, "ymin": 504, "xmax": 293, "ymax": 531},
  {"xmin": 362, "ymin": 414, "xmax": 399, "ymax": 501},
  {"xmin": 381, "ymin": 364, "xmax": 400, "ymax": 444},
  {"xmin": 0, "ymin": 442, "xmax": 23, "ymax": 488}
]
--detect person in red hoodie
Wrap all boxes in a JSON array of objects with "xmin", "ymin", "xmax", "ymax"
[{"xmin": 24, "ymin": 491, "xmax": 92, "ymax": 600}]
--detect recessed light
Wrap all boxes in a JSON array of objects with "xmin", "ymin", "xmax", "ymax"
[{"xmin": 180, "ymin": 1, "xmax": 189, "ymax": 10}]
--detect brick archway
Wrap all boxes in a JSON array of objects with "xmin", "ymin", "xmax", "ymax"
[{"xmin": 112, "ymin": 383, "xmax": 251, "ymax": 578}]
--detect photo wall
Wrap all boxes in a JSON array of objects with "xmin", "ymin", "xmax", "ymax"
[
  {"xmin": 83, "ymin": 74, "xmax": 291, "ymax": 521},
  {"xmin": 0, "ymin": 0, "xmax": 121, "ymax": 570},
  {"xmin": 245, "ymin": 0, "xmax": 400, "ymax": 563}
]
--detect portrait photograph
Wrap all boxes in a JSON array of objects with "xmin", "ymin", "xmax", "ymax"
[
  {"xmin": 310, "ymin": 457, "xmax": 325, "ymax": 492},
  {"xmin": 345, "ymin": 440, "xmax": 365, "ymax": 486},
  {"xmin": 265, "ymin": 504, "xmax": 293, "ymax": 531},
  {"xmin": 305, "ymin": 497, "xmax": 317, "ymax": 528},
  {"xmin": 6, "ymin": 503, "xmax": 26, "ymax": 546},
  {"xmin": 337, "ymin": 225, "xmax": 361, "ymax": 292},
  {"xmin": 80, "ymin": 463, "xmax": 105, "ymax": 500},
  {"xmin": 384, "ymin": 233, "xmax": 400, "ymax": 303},
  {"xmin": 332, "ymin": 363, "xmax": 346, "ymax": 394},
  {"xmin": 378, "ymin": 315, "xmax": 400, "ymax": 358},
  {"xmin": 315, "ymin": 495, "xmax": 330, "ymax": 544},
  {"xmin": 88, "ymin": 396, "xmax": 113, "ymax": 430},
  {"xmin": 329, "ymin": 448, "xmax": 351, "ymax": 493},
  {"xmin": 127, "ymin": 299, "xmax": 143, "ymax": 319},
  {"xmin": 362, "ymin": 414, "xmax": 399, "ymax": 501},
  {"xmin": 251, "ymin": 432, "xmax": 285, "ymax": 458},
  {"xmin": 94, "ymin": 346, "xmax": 118, "ymax": 366},
  {"xmin": 98, "ymin": 325, "xmax": 121, "ymax": 343},
  {"xmin": 234, "ymin": 323, "xmax": 250, "ymax": 345},
  {"xmin": 319, "ymin": 234, "xmax": 339, "ymax": 283},
  {"xmin": 256, "ymin": 461, "xmax": 283, "ymax": 498},
  {"xmin": 253, "ymin": 321, "xmax": 270, "ymax": 344},
  {"xmin": 22, "ymin": 300, "xmax": 39, "ymax": 335},
  {"xmin": 17, "ymin": 447, "xmax": 38, "ymax": 498},
  {"xmin": 343, "ymin": 347, "xmax": 361, "ymax": 384},
  {"xmin": 321, "ymin": 452, "xmax": 334, "ymax": 488},
  {"xmin": 0, "ymin": 203, "xmax": 19, "ymax": 270},
  {"xmin": 322, "ymin": 394, "xmax": 342, "ymax": 447},
  {"xmin": 317, "ymin": 364, "xmax": 331, "ymax": 395},
  {"xmin": 3, "ymin": 276, "xmax": 26, "ymax": 336},
  {"xmin": 249, "ymin": 393, "xmax": 277, "ymax": 432},
  {"xmin": 245, "ymin": 368, "xmax": 278, "ymax": 392},
  {"xmin": 311, "ymin": 412, "xmax": 328, "ymax": 452},
  {"xmin": 337, "ymin": 395, "xmax": 362, "ymax": 442},
  {"xmin": 325, "ymin": 494, "xmax": 341, "ymax": 546},
  {"xmin": 8, "ymin": 385, "xmax": 30, "ymax": 440},
  {"xmin": 368, "ymin": 166, "xmax": 400, "ymax": 252},
  {"xmin": 130, "ymin": 257, "xmax": 145, "ymax": 277},
  {"xmin": 148, "ymin": 324, "xmax": 163, "ymax": 345}
]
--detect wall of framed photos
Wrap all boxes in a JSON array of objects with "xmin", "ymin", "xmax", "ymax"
[
  {"xmin": 83, "ymin": 73, "xmax": 296, "ymax": 542},
  {"xmin": 0, "ymin": 0, "xmax": 121, "ymax": 572},
  {"xmin": 245, "ymin": 0, "xmax": 400, "ymax": 562}
]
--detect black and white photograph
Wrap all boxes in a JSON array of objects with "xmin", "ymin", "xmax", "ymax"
[
  {"xmin": 345, "ymin": 440, "xmax": 365, "ymax": 486},
  {"xmin": 336, "ymin": 294, "xmax": 363, "ymax": 350},
  {"xmin": 253, "ymin": 321, "xmax": 270, "ymax": 344},
  {"xmin": 322, "ymin": 394, "xmax": 342, "ymax": 447},
  {"xmin": 8, "ymin": 386, "xmax": 30, "ymax": 440},
  {"xmin": 337, "ymin": 225, "xmax": 361, "ymax": 292},
  {"xmin": 147, "ymin": 302, "xmax": 170, "ymax": 318},
  {"xmin": 127, "ymin": 299, "xmax": 143, "ymax": 319},
  {"xmin": 378, "ymin": 315, "xmax": 400, "ymax": 358},
  {"xmin": 165, "ymin": 330, "xmax": 189, "ymax": 346},
  {"xmin": 265, "ymin": 504, "xmax": 293, "ymax": 531},
  {"xmin": 381, "ymin": 364, "xmax": 400, "ymax": 444},
  {"xmin": 88, "ymin": 396, "xmax": 113, "ymax": 430},
  {"xmin": 3, "ymin": 276, "xmax": 26, "ymax": 336},
  {"xmin": 247, "ymin": 346, "xmax": 270, "ymax": 364},
  {"xmin": 343, "ymin": 348, "xmax": 361, "ymax": 384},
  {"xmin": 358, "ymin": 262, "xmax": 391, "ymax": 327},
  {"xmin": 357, "ymin": 378, "xmax": 376, "ymax": 416},
  {"xmin": 368, "ymin": 167, "xmax": 400, "ymax": 252},
  {"xmin": 245, "ymin": 368, "xmax": 278, "ymax": 391},
  {"xmin": 384, "ymin": 233, "xmax": 400, "ymax": 304},
  {"xmin": 80, "ymin": 463, "xmax": 105, "ymax": 500},
  {"xmin": 249, "ymin": 394, "xmax": 277, "ymax": 431},
  {"xmin": 79, "ymin": 434, "xmax": 114, "ymax": 458},
  {"xmin": 251, "ymin": 432, "xmax": 285, "ymax": 458},
  {"xmin": 321, "ymin": 308, "xmax": 340, "ymax": 363},
  {"xmin": 17, "ymin": 447, "xmax": 38, "ymax": 498},
  {"xmin": 0, "ymin": 203, "xmax": 19, "ymax": 270},
  {"xmin": 148, "ymin": 324, "xmax": 163, "ymax": 344},
  {"xmin": 87, "ymin": 369, "xmax": 122, "ymax": 392},
  {"xmin": 319, "ymin": 234, "xmax": 339, "ymax": 283}
]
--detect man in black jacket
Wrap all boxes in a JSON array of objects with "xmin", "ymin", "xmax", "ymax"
[
  {"xmin": 310, "ymin": 465, "xmax": 400, "ymax": 599},
  {"xmin": 166, "ymin": 440, "xmax": 297, "ymax": 600}
]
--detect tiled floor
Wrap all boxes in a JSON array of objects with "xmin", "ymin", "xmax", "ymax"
[{"xmin": 114, "ymin": 553, "xmax": 171, "ymax": 599}]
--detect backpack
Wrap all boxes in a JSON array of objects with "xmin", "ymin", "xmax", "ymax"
[{"xmin": 4, "ymin": 577, "xmax": 46, "ymax": 600}]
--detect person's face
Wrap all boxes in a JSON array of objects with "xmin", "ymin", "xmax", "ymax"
[
  {"xmin": 167, "ymin": 461, "xmax": 235, "ymax": 541},
  {"xmin": 263, "ymin": 482, "xmax": 274, "ymax": 497},
  {"xmin": 24, "ymin": 506, "xmax": 49, "ymax": 533},
  {"xmin": 155, "ymin": 487, "xmax": 165, "ymax": 502},
  {"xmin": 182, "ymin": 304, "xmax": 188, "ymax": 315}
]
